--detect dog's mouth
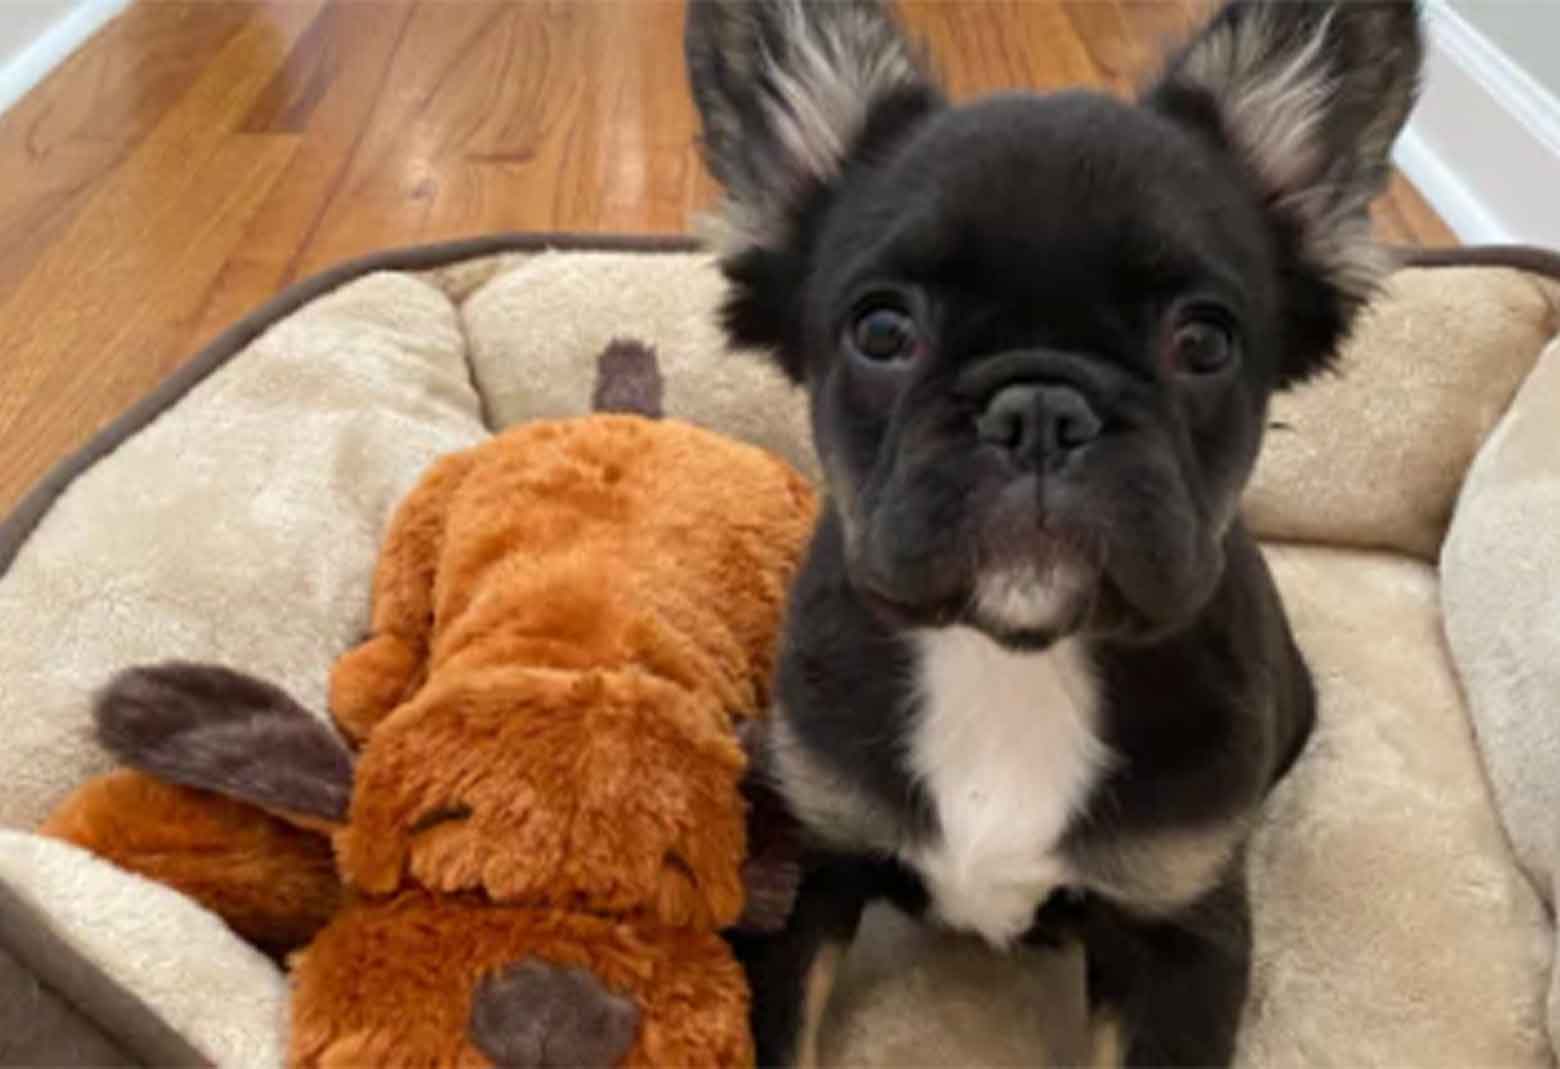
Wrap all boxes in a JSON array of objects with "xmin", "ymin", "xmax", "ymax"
[
  {"xmin": 852, "ymin": 575, "xmax": 1091, "ymax": 649},
  {"xmin": 841, "ymin": 433, "xmax": 1218, "ymax": 645},
  {"xmin": 851, "ymin": 580, "xmax": 963, "ymax": 631},
  {"xmin": 849, "ymin": 516, "xmax": 1101, "ymax": 646}
]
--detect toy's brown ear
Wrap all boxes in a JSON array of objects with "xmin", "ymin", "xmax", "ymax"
[{"xmin": 94, "ymin": 661, "xmax": 354, "ymax": 828}]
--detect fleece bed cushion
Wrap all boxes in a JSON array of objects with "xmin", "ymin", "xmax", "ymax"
[
  {"xmin": 1442, "ymin": 321, "xmax": 1560, "ymax": 1054},
  {"xmin": 0, "ymin": 234, "xmax": 1558, "ymax": 1068}
]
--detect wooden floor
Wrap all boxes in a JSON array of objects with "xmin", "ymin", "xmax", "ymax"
[{"xmin": 0, "ymin": 0, "xmax": 1456, "ymax": 515}]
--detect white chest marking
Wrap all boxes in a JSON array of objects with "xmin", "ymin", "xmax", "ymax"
[{"xmin": 905, "ymin": 626, "xmax": 1112, "ymax": 947}]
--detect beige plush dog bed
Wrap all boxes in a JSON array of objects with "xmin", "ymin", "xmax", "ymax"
[{"xmin": 1, "ymin": 234, "xmax": 1558, "ymax": 1067}]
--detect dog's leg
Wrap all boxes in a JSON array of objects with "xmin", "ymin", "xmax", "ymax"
[
  {"xmin": 1083, "ymin": 870, "xmax": 1252, "ymax": 1067},
  {"xmin": 728, "ymin": 857, "xmax": 875, "ymax": 1068},
  {"xmin": 1088, "ymin": 1011, "xmax": 1127, "ymax": 1069}
]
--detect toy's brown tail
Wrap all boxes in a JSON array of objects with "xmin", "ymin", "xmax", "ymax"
[{"xmin": 590, "ymin": 338, "xmax": 664, "ymax": 418}]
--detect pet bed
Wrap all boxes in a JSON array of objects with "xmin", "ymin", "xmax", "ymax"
[{"xmin": 1, "ymin": 234, "xmax": 1558, "ymax": 1067}]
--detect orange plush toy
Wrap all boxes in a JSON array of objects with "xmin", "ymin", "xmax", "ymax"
[{"xmin": 41, "ymin": 406, "xmax": 817, "ymax": 1067}]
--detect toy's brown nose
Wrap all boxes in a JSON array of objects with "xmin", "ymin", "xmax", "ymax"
[{"xmin": 976, "ymin": 381, "xmax": 1102, "ymax": 461}]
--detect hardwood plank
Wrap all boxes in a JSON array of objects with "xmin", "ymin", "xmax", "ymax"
[
  {"xmin": 289, "ymin": 0, "xmax": 712, "ymax": 274},
  {"xmin": 190, "ymin": 0, "xmax": 416, "ymax": 344},
  {"xmin": 1117, "ymin": 0, "xmax": 1201, "ymax": 68},
  {"xmin": 1371, "ymin": 200, "xmax": 1414, "ymax": 246},
  {"xmin": 240, "ymin": 2, "xmax": 348, "ymax": 135},
  {"xmin": 0, "ymin": 2, "xmax": 255, "ymax": 305},
  {"xmin": 553, "ymin": 3, "xmax": 708, "ymax": 232},
  {"xmin": 1381, "ymin": 172, "xmax": 1459, "ymax": 248},
  {"xmin": 1060, "ymin": 1, "xmax": 1143, "ymax": 92},
  {"xmin": 0, "ymin": 2, "xmax": 325, "ymax": 513},
  {"xmin": 287, "ymin": 1, "xmax": 560, "ymax": 275},
  {"xmin": 899, "ymin": 0, "xmax": 1101, "ymax": 94}
]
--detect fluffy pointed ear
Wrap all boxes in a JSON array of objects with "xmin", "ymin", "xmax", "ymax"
[
  {"xmin": 685, "ymin": 0, "xmax": 944, "ymax": 374},
  {"xmin": 1144, "ymin": 0, "xmax": 1424, "ymax": 385},
  {"xmin": 94, "ymin": 661, "xmax": 354, "ymax": 829}
]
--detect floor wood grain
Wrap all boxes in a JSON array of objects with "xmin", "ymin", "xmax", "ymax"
[{"xmin": 0, "ymin": 0, "xmax": 1457, "ymax": 515}]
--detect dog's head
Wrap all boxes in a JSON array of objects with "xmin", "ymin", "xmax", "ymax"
[{"xmin": 687, "ymin": 0, "xmax": 1422, "ymax": 645}]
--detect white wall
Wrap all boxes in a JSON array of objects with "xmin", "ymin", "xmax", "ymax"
[
  {"xmin": 0, "ymin": 0, "xmax": 129, "ymax": 116},
  {"xmin": 1446, "ymin": 0, "xmax": 1560, "ymax": 100},
  {"xmin": 0, "ymin": 1, "xmax": 83, "ymax": 70},
  {"xmin": 1394, "ymin": 0, "xmax": 1560, "ymax": 245}
]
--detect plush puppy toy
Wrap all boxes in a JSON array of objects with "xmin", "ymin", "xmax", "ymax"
[{"xmin": 42, "ymin": 402, "xmax": 816, "ymax": 1068}]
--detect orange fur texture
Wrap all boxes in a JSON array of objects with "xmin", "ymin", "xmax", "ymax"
[
  {"xmin": 292, "ymin": 892, "xmax": 750, "ymax": 1068},
  {"xmin": 41, "ymin": 768, "xmax": 342, "ymax": 956},
  {"xmin": 300, "ymin": 414, "xmax": 816, "ymax": 1066},
  {"xmin": 41, "ymin": 414, "xmax": 817, "ymax": 1068}
]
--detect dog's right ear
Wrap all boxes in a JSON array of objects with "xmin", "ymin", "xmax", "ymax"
[
  {"xmin": 685, "ymin": 0, "xmax": 944, "ymax": 378},
  {"xmin": 1143, "ymin": 0, "xmax": 1424, "ymax": 386}
]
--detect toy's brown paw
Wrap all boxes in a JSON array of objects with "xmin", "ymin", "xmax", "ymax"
[
  {"xmin": 328, "ymin": 633, "xmax": 422, "ymax": 743},
  {"xmin": 469, "ymin": 960, "xmax": 640, "ymax": 1069}
]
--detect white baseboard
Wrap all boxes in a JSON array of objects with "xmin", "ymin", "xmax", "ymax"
[
  {"xmin": 0, "ymin": 0, "xmax": 131, "ymax": 118},
  {"xmin": 1393, "ymin": 1, "xmax": 1560, "ymax": 247}
]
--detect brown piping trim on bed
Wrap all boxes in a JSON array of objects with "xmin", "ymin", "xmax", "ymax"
[
  {"xmin": 1394, "ymin": 243, "xmax": 1560, "ymax": 281},
  {"xmin": 0, "ymin": 234, "xmax": 1554, "ymax": 583},
  {"xmin": 0, "ymin": 232, "xmax": 699, "ymax": 577},
  {"xmin": 0, "ymin": 878, "xmax": 208, "ymax": 1067}
]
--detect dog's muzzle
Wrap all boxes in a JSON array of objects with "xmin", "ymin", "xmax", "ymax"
[
  {"xmin": 959, "ymin": 349, "xmax": 1113, "ymax": 471},
  {"xmin": 975, "ymin": 381, "xmax": 1102, "ymax": 467}
]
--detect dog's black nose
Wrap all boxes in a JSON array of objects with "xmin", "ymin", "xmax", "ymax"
[{"xmin": 976, "ymin": 382, "xmax": 1101, "ymax": 461}]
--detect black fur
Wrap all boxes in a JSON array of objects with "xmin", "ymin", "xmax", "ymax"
[
  {"xmin": 686, "ymin": 0, "xmax": 1421, "ymax": 1064},
  {"xmin": 1146, "ymin": 0, "xmax": 1425, "ymax": 386}
]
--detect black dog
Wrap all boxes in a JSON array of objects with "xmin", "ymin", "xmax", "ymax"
[{"xmin": 686, "ymin": 0, "xmax": 1423, "ymax": 1064}]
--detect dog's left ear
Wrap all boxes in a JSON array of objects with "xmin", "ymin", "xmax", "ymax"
[
  {"xmin": 685, "ymin": 0, "xmax": 945, "ymax": 377},
  {"xmin": 1144, "ymin": 0, "xmax": 1424, "ymax": 386}
]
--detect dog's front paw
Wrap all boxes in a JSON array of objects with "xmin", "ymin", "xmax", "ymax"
[{"xmin": 469, "ymin": 959, "xmax": 640, "ymax": 1068}]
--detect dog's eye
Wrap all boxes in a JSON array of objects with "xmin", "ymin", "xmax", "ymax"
[
  {"xmin": 848, "ymin": 306, "xmax": 919, "ymax": 362},
  {"xmin": 1169, "ymin": 319, "xmax": 1235, "ymax": 375}
]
